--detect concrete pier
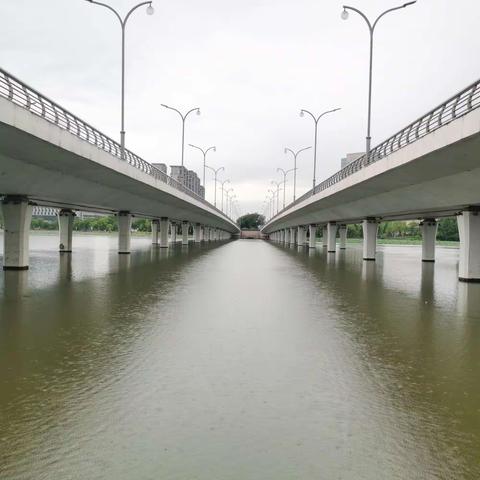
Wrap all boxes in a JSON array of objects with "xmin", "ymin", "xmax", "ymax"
[
  {"xmin": 327, "ymin": 222, "xmax": 337, "ymax": 253},
  {"xmin": 171, "ymin": 222, "xmax": 177, "ymax": 244},
  {"xmin": 151, "ymin": 219, "xmax": 159, "ymax": 245},
  {"xmin": 289, "ymin": 227, "xmax": 296, "ymax": 246},
  {"xmin": 308, "ymin": 224, "xmax": 317, "ymax": 248},
  {"xmin": 58, "ymin": 209, "xmax": 75, "ymax": 253},
  {"xmin": 118, "ymin": 211, "xmax": 132, "ymax": 254},
  {"xmin": 457, "ymin": 208, "xmax": 480, "ymax": 282},
  {"xmin": 420, "ymin": 219, "xmax": 437, "ymax": 262},
  {"xmin": 182, "ymin": 221, "xmax": 189, "ymax": 245},
  {"xmin": 159, "ymin": 217, "xmax": 169, "ymax": 248},
  {"xmin": 1, "ymin": 196, "xmax": 33, "ymax": 270},
  {"xmin": 194, "ymin": 223, "xmax": 201, "ymax": 243},
  {"xmin": 339, "ymin": 224, "xmax": 347, "ymax": 249},
  {"xmin": 297, "ymin": 226, "xmax": 306, "ymax": 246},
  {"xmin": 362, "ymin": 218, "xmax": 378, "ymax": 261},
  {"xmin": 285, "ymin": 228, "xmax": 290, "ymax": 244},
  {"xmin": 322, "ymin": 225, "xmax": 328, "ymax": 248}
]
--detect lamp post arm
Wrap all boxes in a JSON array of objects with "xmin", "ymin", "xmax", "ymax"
[
  {"xmin": 372, "ymin": 2, "xmax": 416, "ymax": 30},
  {"xmin": 85, "ymin": 0, "xmax": 122, "ymax": 24},
  {"xmin": 296, "ymin": 146, "xmax": 312, "ymax": 157},
  {"xmin": 300, "ymin": 109, "xmax": 317, "ymax": 123},
  {"xmin": 161, "ymin": 104, "xmax": 183, "ymax": 120},
  {"xmin": 343, "ymin": 5, "xmax": 373, "ymax": 32},
  {"xmin": 124, "ymin": 2, "xmax": 152, "ymax": 25},
  {"xmin": 317, "ymin": 107, "xmax": 341, "ymax": 121},
  {"xmin": 188, "ymin": 143, "xmax": 206, "ymax": 156},
  {"xmin": 184, "ymin": 107, "xmax": 200, "ymax": 120}
]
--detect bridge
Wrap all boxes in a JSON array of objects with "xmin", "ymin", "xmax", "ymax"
[
  {"xmin": 262, "ymin": 79, "xmax": 480, "ymax": 282},
  {"xmin": 0, "ymin": 68, "xmax": 239, "ymax": 270}
]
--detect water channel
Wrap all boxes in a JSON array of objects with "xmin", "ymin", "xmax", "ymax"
[{"xmin": 1, "ymin": 234, "xmax": 479, "ymax": 479}]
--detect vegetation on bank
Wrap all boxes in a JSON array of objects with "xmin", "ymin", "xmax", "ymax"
[
  {"xmin": 0, "ymin": 213, "xmax": 460, "ymax": 243},
  {"xmin": 237, "ymin": 213, "xmax": 266, "ymax": 230}
]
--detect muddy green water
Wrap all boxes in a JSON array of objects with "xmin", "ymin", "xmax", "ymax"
[{"xmin": 0, "ymin": 234, "xmax": 479, "ymax": 479}]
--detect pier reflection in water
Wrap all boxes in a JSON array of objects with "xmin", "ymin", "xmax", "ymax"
[{"xmin": 0, "ymin": 234, "xmax": 479, "ymax": 479}]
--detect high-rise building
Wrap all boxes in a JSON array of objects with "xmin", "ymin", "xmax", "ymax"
[{"xmin": 341, "ymin": 152, "xmax": 364, "ymax": 169}]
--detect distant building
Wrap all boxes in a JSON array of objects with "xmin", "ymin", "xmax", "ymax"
[
  {"xmin": 170, "ymin": 165, "xmax": 188, "ymax": 187},
  {"xmin": 341, "ymin": 152, "xmax": 364, "ymax": 169},
  {"xmin": 199, "ymin": 185, "xmax": 205, "ymax": 199},
  {"xmin": 152, "ymin": 163, "xmax": 167, "ymax": 174}
]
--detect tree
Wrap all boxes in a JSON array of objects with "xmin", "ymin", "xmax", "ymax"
[{"xmin": 237, "ymin": 213, "xmax": 265, "ymax": 230}]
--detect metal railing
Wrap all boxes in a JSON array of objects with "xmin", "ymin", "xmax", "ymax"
[
  {"xmin": 0, "ymin": 67, "xmax": 234, "ymax": 224},
  {"xmin": 268, "ymin": 77, "xmax": 480, "ymax": 224}
]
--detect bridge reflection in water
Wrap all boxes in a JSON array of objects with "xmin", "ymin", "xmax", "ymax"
[{"xmin": 1, "ymin": 235, "xmax": 480, "ymax": 479}]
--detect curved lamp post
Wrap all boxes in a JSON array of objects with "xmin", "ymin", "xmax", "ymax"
[
  {"xmin": 206, "ymin": 165, "xmax": 224, "ymax": 207},
  {"xmin": 277, "ymin": 167, "xmax": 296, "ymax": 209},
  {"xmin": 85, "ymin": 0, "xmax": 154, "ymax": 160},
  {"xmin": 271, "ymin": 180, "xmax": 282, "ymax": 215},
  {"xmin": 341, "ymin": 1, "xmax": 416, "ymax": 159},
  {"xmin": 300, "ymin": 108, "xmax": 340, "ymax": 194},
  {"xmin": 161, "ymin": 105, "xmax": 200, "ymax": 168},
  {"xmin": 220, "ymin": 180, "xmax": 231, "ymax": 212},
  {"xmin": 188, "ymin": 144, "xmax": 216, "ymax": 189},
  {"xmin": 284, "ymin": 147, "xmax": 311, "ymax": 202}
]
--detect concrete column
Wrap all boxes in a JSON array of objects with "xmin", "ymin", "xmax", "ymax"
[
  {"xmin": 297, "ymin": 226, "xmax": 306, "ymax": 246},
  {"xmin": 420, "ymin": 218, "xmax": 437, "ymax": 262},
  {"xmin": 322, "ymin": 225, "xmax": 328, "ymax": 248},
  {"xmin": 289, "ymin": 227, "xmax": 296, "ymax": 246},
  {"xmin": 280, "ymin": 230, "xmax": 285, "ymax": 243},
  {"xmin": 58, "ymin": 209, "xmax": 75, "ymax": 253},
  {"xmin": 285, "ymin": 228, "xmax": 290, "ymax": 244},
  {"xmin": 182, "ymin": 221, "xmax": 189, "ymax": 245},
  {"xmin": 327, "ymin": 222, "xmax": 337, "ymax": 253},
  {"xmin": 118, "ymin": 211, "xmax": 132, "ymax": 254},
  {"xmin": 200, "ymin": 226, "xmax": 204, "ymax": 242},
  {"xmin": 151, "ymin": 219, "xmax": 159, "ymax": 245},
  {"xmin": 339, "ymin": 224, "xmax": 347, "ymax": 249},
  {"xmin": 308, "ymin": 224, "xmax": 317, "ymax": 248},
  {"xmin": 2, "ymin": 196, "xmax": 33, "ymax": 270},
  {"xmin": 171, "ymin": 222, "xmax": 177, "ymax": 244},
  {"xmin": 194, "ymin": 223, "xmax": 201, "ymax": 243},
  {"xmin": 362, "ymin": 218, "xmax": 378, "ymax": 261},
  {"xmin": 457, "ymin": 209, "xmax": 480, "ymax": 282},
  {"xmin": 159, "ymin": 217, "xmax": 169, "ymax": 248}
]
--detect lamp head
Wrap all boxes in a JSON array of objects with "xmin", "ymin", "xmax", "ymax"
[
  {"xmin": 146, "ymin": 3, "xmax": 154, "ymax": 15},
  {"xmin": 212, "ymin": 146, "xmax": 216, "ymax": 152},
  {"xmin": 403, "ymin": 1, "xmax": 417, "ymax": 7},
  {"xmin": 341, "ymin": 8, "xmax": 349, "ymax": 20},
  {"xmin": 196, "ymin": 108, "xmax": 201, "ymax": 116},
  {"xmin": 299, "ymin": 110, "xmax": 305, "ymax": 117}
]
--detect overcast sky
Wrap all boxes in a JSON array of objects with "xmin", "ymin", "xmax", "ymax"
[{"xmin": 2, "ymin": 0, "xmax": 480, "ymax": 218}]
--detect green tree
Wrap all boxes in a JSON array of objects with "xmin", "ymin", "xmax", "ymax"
[
  {"xmin": 237, "ymin": 213, "xmax": 265, "ymax": 230},
  {"xmin": 437, "ymin": 217, "xmax": 459, "ymax": 241}
]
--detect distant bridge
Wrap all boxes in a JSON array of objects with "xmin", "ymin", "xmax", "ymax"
[
  {"xmin": 263, "ymin": 79, "xmax": 480, "ymax": 282},
  {"xmin": 0, "ymin": 68, "xmax": 239, "ymax": 269}
]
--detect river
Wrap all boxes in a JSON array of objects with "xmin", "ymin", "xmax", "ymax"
[{"xmin": 1, "ymin": 234, "xmax": 479, "ymax": 479}]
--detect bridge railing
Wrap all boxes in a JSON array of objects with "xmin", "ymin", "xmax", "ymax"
[
  {"xmin": 269, "ymin": 78, "xmax": 480, "ymax": 222},
  {"xmin": 0, "ymin": 67, "xmax": 234, "ymax": 224}
]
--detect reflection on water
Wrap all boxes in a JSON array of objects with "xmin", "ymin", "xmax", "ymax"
[{"xmin": 1, "ymin": 234, "xmax": 480, "ymax": 479}]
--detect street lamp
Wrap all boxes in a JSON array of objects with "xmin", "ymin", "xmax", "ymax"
[
  {"xmin": 220, "ymin": 180, "xmax": 231, "ymax": 212},
  {"xmin": 206, "ymin": 165, "xmax": 224, "ymax": 207},
  {"xmin": 277, "ymin": 167, "xmax": 296, "ymax": 209},
  {"xmin": 341, "ymin": 1, "xmax": 416, "ymax": 159},
  {"xmin": 85, "ymin": 0, "xmax": 154, "ymax": 160},
  {"xmin": 161, "ymin": 105, "xmax": 200, "ymax": 168},
  {"xmin": 271, "ymin": 180, "xmax": 282, "ymax": 215},
  {"xmin": 300, "ymin": 108, "xmax": 341, "ymax": 193},
  {"xmin": 284, "ymin": 146, "xmax": 311, "ymax": 202},
  {"xmin": 188, "ymin": 144, "xmax": 216, "ymax": 188}
]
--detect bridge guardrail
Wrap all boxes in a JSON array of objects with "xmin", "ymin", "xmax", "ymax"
[
  {"xmin": 268, "ymin": 78, "xmax": 480, "ymax": 223},
  {"xmin": 0, "ymin": 67, "xmax": 235, "ymax": 225}
]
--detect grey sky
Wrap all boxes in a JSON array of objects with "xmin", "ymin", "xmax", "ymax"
[{"xmin": 2, "ymin": 0, "xmax": 480, "ymax": 217}]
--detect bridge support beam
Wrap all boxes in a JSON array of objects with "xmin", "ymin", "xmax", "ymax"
[
  {"xmin": 58, "ymin": 209, "xmax": 75, "ymax": 253},
  {"xmin": 308, "ymin": 224, "xmax": 317, "ymax": 248},
  {"xmin": 182, "ymin": 221, "xmax": 189, "ymax": 245},
  {"xmin": 118, "ymin": 211, "xmax": 132, "ymax": 254},
  {"xmin": 289, "ymin": 227, "xmax": 296, "ymax": 246},
  {"xmin": 2, "ymin": 196, "xmax": 33, "ymax": 270},
  {"xmin": 327, "ymin": 222, "xmax": 337, "ymax": 253},
  {"xmin": 297, "ymin": 226, "xmax": 306, "ymax": 246},
  {"xmin": 322, "ymin": 225, "xmax": 328, "ymax": 248},
  {"xmin": 194, "ymin": 223, "xmax": 201, "ymax": 243},
  {"xmin": 362, "ymin": 218, "xmax": 378, "ymax": 261},
  {"xmin": 151, "ymin": 219, "xmax": 160, "ymax": 245},
  {"xmin": 159, "ymin": 217, "xmax": 169, "ymax": 248},
  {"xmin": 420, "ymin": 219, "xmax": 437, "ymax": 262},
  {"xmin": 171, "ymin": 222, "xmax": 177, "ymax": 244},
  {"xmin": 339, "ymin": 224, "xmax": 347, "ymax": 249},
  {"xmin": 458, "ymin": 208, "xmax": 480, "ymax": 282}
]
